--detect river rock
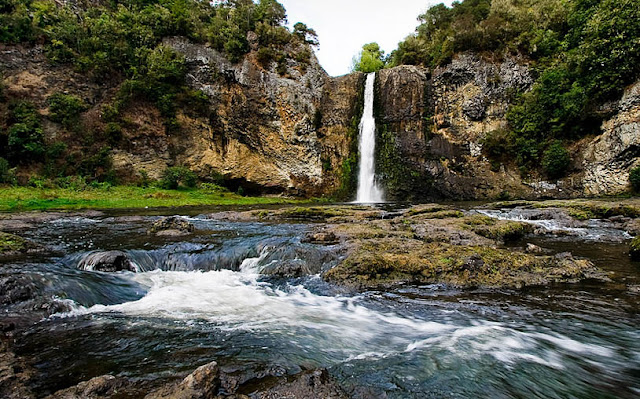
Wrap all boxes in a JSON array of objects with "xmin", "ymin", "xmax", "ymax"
[
  {"xmin": 148, "ymin": 217, "xmax": 196, "ymax": 236},
  {"xmin": 78, "ymin": 251, "xmax": 136, "ymax": 272},
  {"xmin": 301, "ymin": 231, "xmax": 338, "ymax": 245},
  {"xmin": 146, "ymin": 361, "xmax": 220, "ymax": 399},
  {"xmin": 0, "ymin": 340, "xmax": 36, "ymax": 399},
  {"xmin": 46, "ymin": 375, "xmax": 129, "ymax": 399},
  {"xmin": 525, "ymin": 243, "xmax": 545, "ymax": 254}
]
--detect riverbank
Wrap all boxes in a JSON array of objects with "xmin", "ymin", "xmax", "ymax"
[{"xmin": 0, "ymin": 186, "xmax": 306, "ymax": 212}]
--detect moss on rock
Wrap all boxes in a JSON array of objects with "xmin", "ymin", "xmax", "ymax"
[
  {"xmin": 325, "ymin": 240, "xmax": 599, "ymax": 289},
  {"xmin": 0, "ymin": 232, "xmax": 27, "ymax": 254}
]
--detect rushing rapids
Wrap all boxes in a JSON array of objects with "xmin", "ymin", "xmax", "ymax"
[{"xmin": 1, "ymin": 205, "xmax": 640, "ymax": 398}]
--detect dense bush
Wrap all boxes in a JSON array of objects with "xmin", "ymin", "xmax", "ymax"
[
  {"xmin": 160, "ymin": 166, "xmax": 197, "ymax": 189},
  {"xmin": 541, "ymin": 141, "xmax": 571, "ymax": 179},
  {"xmin": 48, "ymin": 93, "xmax": 87, "ymax": 127},
  {"xmin": 0, "ymin": 157, "xmax": 16, "ymax": 185},
  {"xmin": 6, "ymin": 101, "xmax": 45, "ymax": 162}
]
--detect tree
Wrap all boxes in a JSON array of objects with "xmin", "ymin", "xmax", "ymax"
[
  {"xmin": 293, "ymin": 22, "xmax": 319, "ymax": 47},
  {"xmin": 352, "ymin": 42, "xmax": 385, "ymax": 73},
  {"xmin": 255, "ymin": 0, "xmax": 287, "ymax": 27}
]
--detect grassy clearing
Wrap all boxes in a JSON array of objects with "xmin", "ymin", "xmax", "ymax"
[{"xmin": 0, "ymin": 186, "xmax": 304, "ymax": 212}]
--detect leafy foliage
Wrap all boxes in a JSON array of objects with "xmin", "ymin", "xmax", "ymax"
[
  {"xmin": 6, "ymin": 101, "xmax": 45, "ymax": 162},
  {"xmin": 48, "ymin": 93, "xmax": 87, "ymax": 127},
  {"xmin": 0, "ymin": 157, "xmax": 16, "ymax": 185},
  {"xmin": 160, "ymin": 166, "xmax": 198, "ymax": 189},
  {"xmin": 352, "ymin": 43, "xmax": 386, "ymax": 73},
  {"xmin": 541, "ymin": 141, "xmax": 571, "ymax": 179}
]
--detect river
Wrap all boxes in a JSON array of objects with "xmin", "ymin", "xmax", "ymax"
[{"xmin": 1, "ymin": 204, "xmax": 639, "ymax": 398}]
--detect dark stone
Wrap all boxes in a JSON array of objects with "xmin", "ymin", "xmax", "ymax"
[
  {"xmin": 462, "ymin": 95, "xmax": 486, "ymax": 121},
  {"xmin": 46, "ymin": 375, "xmax": 129, "ymax": 399},
  {"xmin": 78, "ymin": 251, "xmax": 136, "ymax": 272},
  {"xmin": 252, "ymin": 369, "xmax": 348, "ymax": 399}
]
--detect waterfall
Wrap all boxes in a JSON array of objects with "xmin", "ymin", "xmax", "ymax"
[{"xmin": 355, "ymin": 73, "xmax": 384, "ymax": 203}]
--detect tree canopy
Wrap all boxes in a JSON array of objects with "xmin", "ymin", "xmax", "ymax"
[{"xmin": 352, "ymin": 42, "xmax": 386, "ymax": 73}]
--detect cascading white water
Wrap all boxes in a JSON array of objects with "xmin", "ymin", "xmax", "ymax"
[{"xmin": 355, "ymin": 73, "xmax": 384, "ymax": 203}]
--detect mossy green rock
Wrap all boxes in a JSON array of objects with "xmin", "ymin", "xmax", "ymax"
[{"xmin": 0, "ymin": 232, "xmax": 27, "ymax": 254}]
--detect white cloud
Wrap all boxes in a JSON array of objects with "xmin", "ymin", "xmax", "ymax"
[{"xmin": 278, "ymin": 0, "xmax": 449, "ymax": 76}]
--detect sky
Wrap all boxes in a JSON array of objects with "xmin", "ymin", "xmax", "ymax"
[{"xmin": 278, "ymin": 0, "xmax": 447, "ymax": 76}]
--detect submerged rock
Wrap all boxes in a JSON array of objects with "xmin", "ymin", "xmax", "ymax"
[
  {"xmin": 148, "ymin": 217, "xmax": 196, "ymax": 236},
  {"xmin": 252, "ymin": 368, "xmax": 347, "ymax": 399},
  {"xmin": 78, "ymin": 251, "xmax": 136, "ymax": 272}
]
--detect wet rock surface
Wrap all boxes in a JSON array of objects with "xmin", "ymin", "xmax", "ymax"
[
  {"xmin": 148, "ymin": 216, "xmax": 196, "ymax": 236},
  {"xmin": 204, "ymin": 202, "xmax": 625, "ymax": 289},
  {"xmin": 77, "ymin": 251, "xmax": 136, "ymax": 272},
  {"xmin": 46, "ymin": 375, "xmax": 131, "ymax": 399},
  {"xmin": 146, "ymin": 361, "xmax": 220, "ymax": 399}
]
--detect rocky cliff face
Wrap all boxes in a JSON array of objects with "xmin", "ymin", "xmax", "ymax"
[
  {"xmin": 1, "ymin": 40, "xmax": 638, "ymax": 200},
  {"xmin": 375, "ymin": 53, "xmax": 640, "ymax": 200},
  {"xmin": 0, "ymin": 37, "xmax": 362, "ymax": 197},
  {"xmin": 158, "ymin": 37, "xmax": 361, "ymax": 196}
]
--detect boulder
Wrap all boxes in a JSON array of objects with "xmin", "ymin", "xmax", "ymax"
[
  {"xmin": 78, "ymin": 251, "xmax": 136, "ymax": 272},
  {"xmin": 301, "ymin": 231, "xmax": 338, "ymax": 245},
  {"xmin": 145, "ymin": 361, "xmax": 220, "ymax": 399},
  {"xmin": 46, "ymin": 375, "xmax": 128, "ymax": 399},
  {"xmin": 148, "ymin": 217, "xmax": 196, "ymax": 236}
]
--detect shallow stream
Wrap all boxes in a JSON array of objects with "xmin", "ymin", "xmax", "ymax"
[{"xmin": 2, "ymin": 205, "xmax": 640, "ymax": 398}]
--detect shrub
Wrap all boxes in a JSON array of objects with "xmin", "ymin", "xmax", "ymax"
[
  {"xmin": 256, "ymin": 47, "xmax": 275, "ymax": 68},
  {"xmin": 160, "ymin": 166, "xmax": 197, "ymax": 189},
  {"xmin": 48, "ymin": 93, "xmax": 87, "ymax": 127},
  {"xmin": 542, "ymin": 141, "xmax": 571, "ymax": 179},
  {"xmin": 104, "ymin": 122, "xmax": 123, "ymax": 145},
  {"xmin": 54, "ymin": 176, "xmax": 88, "ymax": 191},
  {"xmin": 137, "ymin": 169, "xmax": 153, "ymax": 188},
  {"xmin": 0, "ymin": 157, "xmax": 16, "ymax": 185},
  {"xmin": 629, "ymin": 166, "xmax": 640, "ymax": 192}
]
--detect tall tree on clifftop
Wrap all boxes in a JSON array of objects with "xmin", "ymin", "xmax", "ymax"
[{"xmin": 351, "ymin": 42, "xmax": 386, "ymax": 73}]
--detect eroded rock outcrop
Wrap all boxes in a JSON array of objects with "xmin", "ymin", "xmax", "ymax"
[
  {"xmin": 0, "ymin": 37, "xmax": 362, "ymax": 197},
  {"xmin": 581, "ymin": 81, "xmax": 640, "ymax": 196},
  {"xmin": 376, "ymin": 52, "xmax": 640, "ymax": 200}
]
